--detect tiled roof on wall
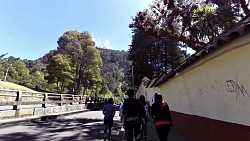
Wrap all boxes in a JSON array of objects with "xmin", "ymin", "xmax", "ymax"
[
  {"xmin": 141, "ymin": 76, "xmax": 150, "ymax": 87},
  {"xmin": 154, "ymin": 13, "xmax": 250, "ymax": 87}
]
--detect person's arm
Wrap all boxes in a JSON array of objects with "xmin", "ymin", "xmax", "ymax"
[
  {"xmin": 151, "ymin": 104, "xmax": 156, "ymax": 121},
  {"xmin": 112, "ymin": 106, "xmax": 116, "ymax": 117},
  {"xmin": 103, "ymin": 105, "xmax": 106, "ymax": 115},
  {"xmin": 122, "ymin": 101, "xmax": 127, "ymax": 116},
  {"xmin": 138, "ymin": 101, "xmax": 146, "ymax": 118}
]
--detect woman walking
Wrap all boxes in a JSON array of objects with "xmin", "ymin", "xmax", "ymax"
[
  {"xmin": 139, "ymin": 95, "xmax": 149, "ymax": 141},
  {"xmin": 151, "ymin": 94, "xmax": 172, "ymax": 141}
]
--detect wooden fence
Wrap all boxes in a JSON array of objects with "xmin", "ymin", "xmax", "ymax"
[{"xmin": 0, "ymin": 89, "xmax": 108, "ymax": 120}]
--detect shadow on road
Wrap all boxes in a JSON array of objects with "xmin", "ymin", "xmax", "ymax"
[{"xmin": 0, "ymin": 111, "xmax": 121, "ymax": 141}]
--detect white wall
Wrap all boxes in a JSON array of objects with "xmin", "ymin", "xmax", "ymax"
[
  {"xmin": 136, "ymin": 82, "xmax": 160, "ymax": 106},
  {"xmin": 159, "ymin": 34, "xmax": 250, "ymax": 126}
]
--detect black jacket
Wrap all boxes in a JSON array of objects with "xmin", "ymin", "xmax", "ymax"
[
  {"xmin": 123, "ymin": 97, "xmax": 146, "ymax": 119},
  {"xmin": 151, "ymin": 102, "xmax": 172, "ymax": 125}
]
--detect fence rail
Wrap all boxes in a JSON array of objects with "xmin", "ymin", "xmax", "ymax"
[{"xmin": 0, "ymin": 89, "xmax": 108, "ymax": 120}]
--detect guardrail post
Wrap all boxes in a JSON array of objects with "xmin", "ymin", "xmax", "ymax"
[
  {"xmin": 79, "ymin": 95, "xmax": 82, "ymax": 104},
  {"xmin": 13, "ymin": 90, "xmax": 22, "ymax": 110},
  {"xmin": 90, "ymin": 97, "xmax": 93, "ymax": 103},
  {"xmin": 70, "ymin": 95, "xmax": 74, "ymax": 105},
  {"xmin": 42, "ymin": 93, "xmax": 48, "ymax": 108},
  {"xmin": 59, "ymin": 94, "xmax": 63, "ymax": 106},
  {"xmin": 97, "ymin": 97, "xmax": 100, "ymax": 107},
  {"xmin": 85, "ymin": 96, "xmax": 88, "ymax": 108},
  {"xmin": 13, "ymin": 90, "xmax": 22, "ymax": 118}
]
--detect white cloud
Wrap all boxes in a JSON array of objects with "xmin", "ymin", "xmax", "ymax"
[
  {"xmin": 92, "ymin": 37, "xmax": 96, "ymax": 41},
  {"xmin": 92, "ymin": 37, "xmax": 113, "ymax": 49},
  {"xmin": 92, "ymin": 37, "xmax": 102, "ymax": 47},
  {"xmin": 103, "ymin": 40, "xmax": 112, "ymax": 49}
]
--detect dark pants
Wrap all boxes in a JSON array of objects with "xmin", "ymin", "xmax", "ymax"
[
  {"xmin": 126, "ymin": 120, "xmax": 141, "ymax": 141},
  {"xmin": 155, "ymin": 124, "xmax": 171, "ymax": 141},
  {"xmin": 104, "ymin": 119, "xmax": 113, "ymax": 139},
  {"xmin": 140, "ymin": 117, "xmax": 148, "ymax": 140}
]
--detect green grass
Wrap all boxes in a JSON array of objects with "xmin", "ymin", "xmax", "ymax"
[{"xmin": 0, "ymin": 81, "xmax": 35, "ymax": 92}]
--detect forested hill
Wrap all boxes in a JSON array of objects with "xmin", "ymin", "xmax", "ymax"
[
  {"xmin": 98, "ymin": 48, "xmax": 131, "ymax": 92},
  {"xmin": 38, "ymin": 48, "xmax": 131, "ymax": 93}
]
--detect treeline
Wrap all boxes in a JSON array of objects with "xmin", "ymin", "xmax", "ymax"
[{"xmin": 0, "ymin": 31, "xmax": 130, "ymax": 99}]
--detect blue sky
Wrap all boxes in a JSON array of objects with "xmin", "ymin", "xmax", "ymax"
[{"xmin": 0, "ymin": 0, "xmax": 152, "ymax": 60}]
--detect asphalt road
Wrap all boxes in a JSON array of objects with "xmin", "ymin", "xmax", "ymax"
[{"xmin": 0, "ymin": 110, "xmax": 122, "ymax": 141}]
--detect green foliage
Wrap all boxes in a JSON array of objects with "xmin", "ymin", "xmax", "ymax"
[
  {"xmin": 99, "ymin": 85, "xmax": 113, "ymax": 98},
  {"xmin": 46, "ymin": 54, "xmax": 74, "ymax": 93},
  {"xmin": 99, "ymin": 48, "xmax": 130, "ymax": 92},
  {"xmin": 0, "ymin": 53, "xmax": 7, "ymax": 65},
  {"xmin": 7, "ymin": 59, "xmax": 30, "ymax": 85},
  {"xmin": 128, "ymin": 29, "xmax": 185, "ymax": 86},
  {"xmin": 55, "ymin": 30, "xmax": 103, "ymax": 95},
  {"xmin": 1, "ymin": 31, "xmax": 131, "ymax": 99},
  {"xmin": 192, "ymin": 4, "xmax": 238, "ymax": 41},
  {"xmin": 128, "ymin": 0, "xmax": 243, "ymax": 87},
  {"xmin": 130, "ymin": 0, "xmax": 241, "ymax": 51},
  {"xmin": 0, "ymin": 56, "xmax": 48, "ymax": 90}
]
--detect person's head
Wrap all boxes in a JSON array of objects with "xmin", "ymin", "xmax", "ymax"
[
  {"xmin": 108, "ymin": 98, "xmax": 113, "ymax": 104},
  {"xmin": 155, "ymin": 94, "xmax": 163, "ymax": 104},
  {"xmin": 139, "ymin": 95, "xmax": 146, "ymax": 104},
  {"xmin": 127, "ymin": 89, "xmax": 134, "ymax": 97}
]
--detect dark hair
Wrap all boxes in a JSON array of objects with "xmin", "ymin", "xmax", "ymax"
[
  {"xmin": 155, "ymin": 94, "xmax": 163, "ymax": 104},
  {"xmin": 139, "ymin": 95, "xmax": 146, "ymax": 104},
  {"xmin": 127, "ymin": 89, "xmax": 134, "ymax": 97},
  {"xmin": 108, "ymin": 98, "xmax": 113, "ymax": 104}
]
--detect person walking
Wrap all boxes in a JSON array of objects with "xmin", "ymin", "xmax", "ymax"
[
  {"xmin": 139, "ymin": 95, "xmax": 149, "ymax": 141},
  {"xmin": 120, "ymin": 95, "xmax": 129, "ymax": 139},
  {"xmin": 151, "ymin": 94, "xmax": 172, "ymax": 141},
  {"xmin": 123, "ymin": 89, "xmax": 146, "ymax": 141},
  {"xmin": 103, "ymin": 98, "xmax": 116, "ymax": 141},
  {"xmin": 119, "ymin": 95, "xmax": 129, "ymax": 122}
]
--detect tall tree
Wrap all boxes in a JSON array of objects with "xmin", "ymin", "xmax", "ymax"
[
  {"xmin": 56, "ymin": 31, "xmax": 102, "ymax": 95},
  {"xmin": 128, "ymin": 29, "xmax": 184, "ymax": 87},
  {"xmin": 7, "ymin": 59, "xmax": 30, "ymax": 85},
  {"xmin": 205, "ymin": 0, "xmax": 250, "ymax": 16},
  {"xmin": 128, "ymin": 0, "xmax": 243, "ymax": 88},
  {"xmin": 130, "ymin": 0, "xmax": 240, "ymax": 51},
  {"xmin": 46, "ymin": 54, "xmax": 73, "ymax": 93}
]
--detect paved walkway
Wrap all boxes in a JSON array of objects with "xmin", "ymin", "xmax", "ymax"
[
  {"xmin": 118, "ymin": 118, "xmax": 190, "ymax": 141},
  {"xmin": 0, "ymin": 108, "xmax": 189, "ymax": 141}
]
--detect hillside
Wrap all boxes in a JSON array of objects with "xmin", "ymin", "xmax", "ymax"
[
  {"xmin": 0, "ymin": 81, "xmax": 35, "ymax": 92},
  {"xmin": 38, "ymin": 47, "xmax": 131, "ymax": 93},
  {"xmin": 98, "ymin": 48, "xmax": 131, "ymax": 92}
]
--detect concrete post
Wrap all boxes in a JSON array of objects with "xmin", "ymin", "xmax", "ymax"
[
  {"xmin": 59, "ymin": 94, "xmax": 63, "ymax": 106},
  {"xmin": 42, "ymin": 93, "xmax": 48, "ymax": 108},
  {"xmin": 13, "ymin": 90, "xmax": 22, "ymax": 118}
]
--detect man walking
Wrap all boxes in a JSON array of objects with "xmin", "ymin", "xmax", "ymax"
[
  {"xmin": 123, "ymin": 89, "xmax": 146, "ymax": 141},
  {"xmin": 103, "ymin": 98, "xmax": 116, "ymax": 141}
]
